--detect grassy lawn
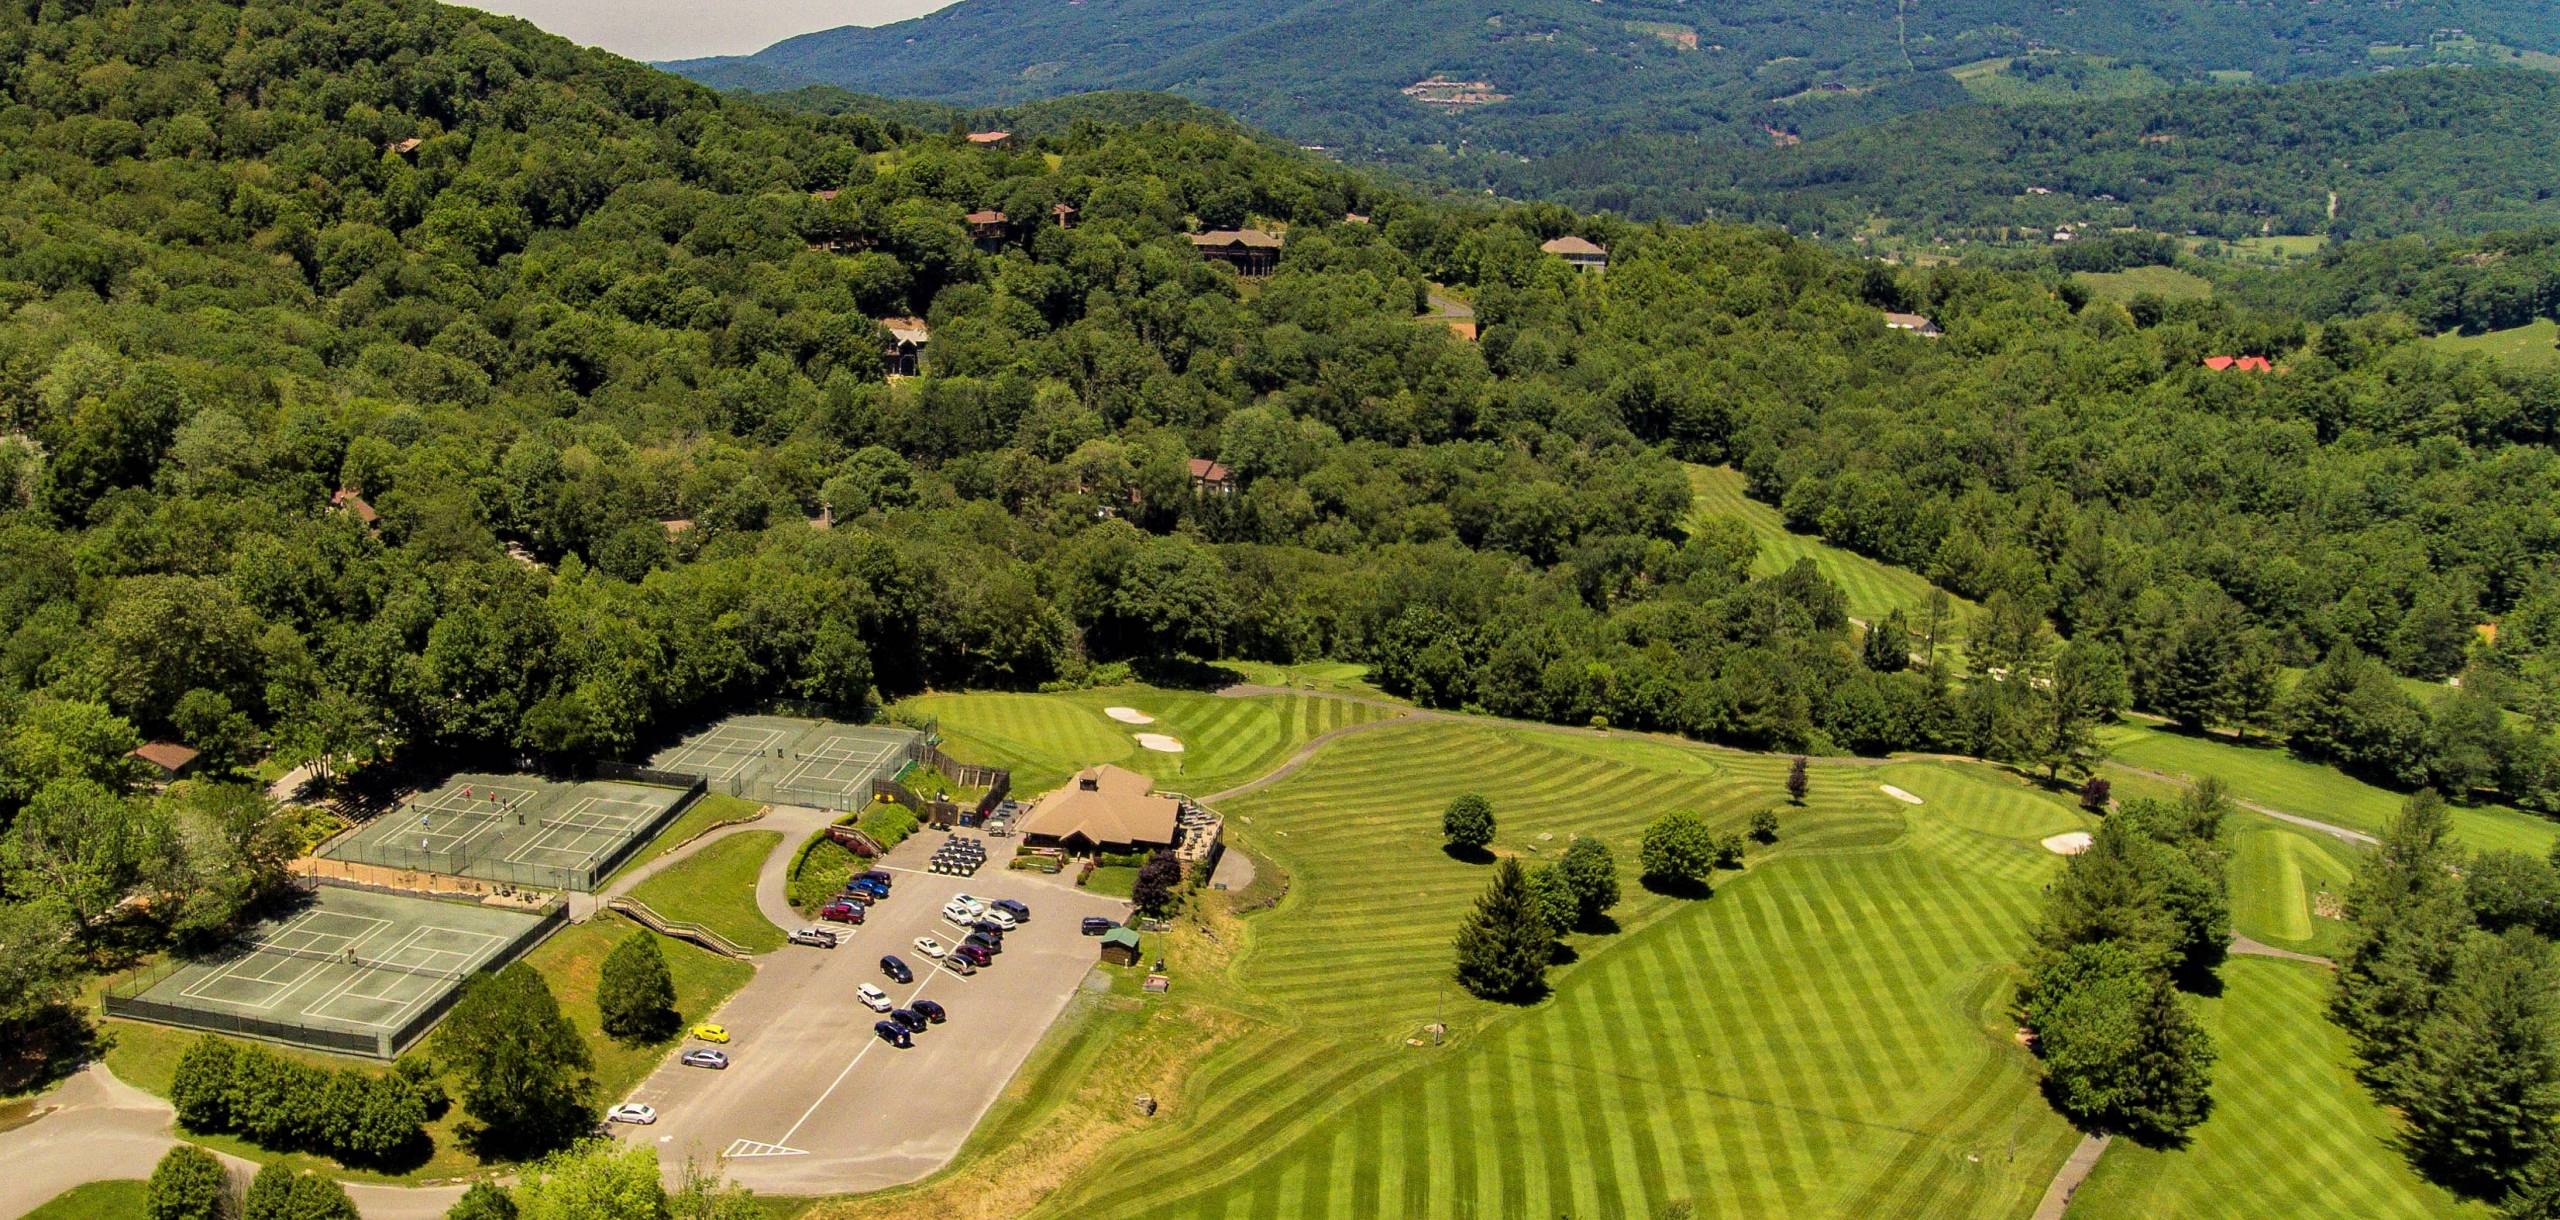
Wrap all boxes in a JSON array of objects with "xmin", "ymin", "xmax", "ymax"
[
  {"xmin": 1014, "ymin": 721, "xmax": 2083, "ymax": 1218},
  {"xmin": 1217, "ymin": 658, "xmax": 1397, "ymax": 702},
  {"xmin": 1083, "ymin": 865, "xmax": 1138, "ymax": 898},
  {"xmin": 2098, "ymin": 720, "xmax": 2558, "ymax": 857},
  {"xmin": 521, "ymin": 914, "xmax": 757, "ymax": 1108},
  {"xmin": 2067, "ymin": 959, "xmax": 2480, "ymax": 1218},
  {"xmin": 2227, "ymin": 821, "xmax": 2358, "ymax": 958},
  {"xmin": 23, "ymin": 1180, "xmax": 147, "ymax": 1219},
  {"xmin": 1951, "ymin": 53, "xmax": 2170, "ymax": 104},
  {"xmin": 894, "ymin": 685, "xmax": 1398, "ymax": 796},
  {"xmin": 626, "ymin": 830, "xmax": 787, "ymax": 954},
  {"xmin": 1687, "ymin": 464, "xmax": 1977, "ymax": 657},
  {"xmin": 601, "ymin": 792, "xmax": 764, "ymax": 886},
  {"xmin": 2072, "ymin": 265, "xmax": 2214, "ymax": 302},
  {"xmin": 2428, "ymin": 317, "xmax": 2560, "ymax": 371},
  {"xmin": 788, "ymin": 828, "xmax": 860, "ymax": 914}
]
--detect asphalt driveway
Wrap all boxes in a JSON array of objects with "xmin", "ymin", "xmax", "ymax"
[{"xmin": 610, "ymin": 828, "xmax": 1131, "ymax": 1195}]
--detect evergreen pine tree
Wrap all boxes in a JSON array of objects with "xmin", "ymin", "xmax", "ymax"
[
  {"xmin": 598, "ymin": 931, "xmax": 677, "ymax": 1043},
  {"xmin": 1785, "ymin": 757, "xmax": 1808, "ymax": 804},
  {"xmin": 2400, "ymin": 930, "xmax": 2560, "ymax": 1196},
  {"xmin": 2336, "ymin": 791, "xmax": 2473, "ymax": 1082},
  {"xmin": 1453, "ymin": 858, "xmax": 1550, "ymax": 1001}
]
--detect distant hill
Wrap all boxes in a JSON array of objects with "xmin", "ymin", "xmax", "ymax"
[
  {"xmin": 1501, "ymin": 67, "xmax": 2560, "ymax": 241},
  {"xmin": 754, "ymin": 87, "xmax": 1242, "ymax": 139},
  {"xmin": 668, "ymin": 0, "xmax": 2560, "ymax": 194}
]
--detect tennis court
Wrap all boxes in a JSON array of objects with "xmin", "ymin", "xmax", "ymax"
[
  {"xmin": 319, "ymin": 773, "xmax": 699, "ymax": 891},
  {"xmin": 105, "ymin": 886, "xmax": 558, "ymax": 1058},
  {"xmin": 651, "ymin": 716, "xmax": 921, "ymax": 809}
]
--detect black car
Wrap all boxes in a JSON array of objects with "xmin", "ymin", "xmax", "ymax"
[
  {"xmin": 872, "ymin": 1020, "xmax": 911, "ymax": 1048},
  {"xmin": 969, "ymin": 919, "xmax": 1008, "ymax": 939},
  {"xmin": 963, "ymin": 932, "xmax": 1002, "ymax": 956},
  {"xmin": 856, "ymin": 870, "xmax": 892, "ymax": 886},
  {"xmin": 993, "ymin": 899, "xmax": 1030, "ymax": 921},
  {"xmin": 912, "ymin": 998, "xmax": 946, "ymax": 1023},
  {"xmin": 889, "ymin": 1007, "xmax": 928, "ymax": 1031},
  {"xmin": 880, "ymin": 954, "xmax": 912, "ymax": 984},
  {"xmin": 1081, "ymin": 916, "xmax": 1118, "ymax": 936}
]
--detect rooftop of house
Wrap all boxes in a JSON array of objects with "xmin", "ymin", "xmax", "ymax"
[
  {"xmin": 964, "ymin": 130, "xmax": 1010, "ymax": 144},
  {"xmin": 1883, "ymin": 311, "xmax": 1943, "ymax": 335},
  {"xmin": 880, "ymin": 316, "xmax": 931, "ymax": 345},
  {"xmin": 1541, "ymin": 235, "xmax": 1607, "ymax": 257},
  {"xmin": 964, "ymin": 209, "xmax": 1007, "ymax": 225},
  {"xmin": 1188, "ymin": 457, "xmax": 1232, "ymax": 483},
  {"xmin": 811, "ymin": 188, "xmax": 839, "ymax": 202},
  {"xmin": 330, "ymin": 488, "xmax": 378, "ymax": 525},
  {"xmin": 131, "ymin": 741, "xmax": 199, "ymax": 773},
  {"xmin": 1191, "ymin": 228, "xmax": 1284, "ymax": 249}
]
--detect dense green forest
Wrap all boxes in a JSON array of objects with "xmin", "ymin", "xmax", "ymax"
[
  {"xmin": 2223, "ymin": 227, "xmax": 2560, "ymax": 335},
  {"xmin": 1499, "ymin": 67, "xmax": 2560, "ymax": 240},
  {"xmin": 669, "ymin": 0, "xmax": 2560, "ymax": 214},
  {"xmin": 9, "ymin": 0, "xmax": 2560, "ymax": 1067}
]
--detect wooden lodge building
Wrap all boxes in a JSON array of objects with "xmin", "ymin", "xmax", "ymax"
[
  {"xmin": 1190, "ymin": 229, "xmax": 1283, "ymax": 276},
  {"xmin": 882, "ymin": 317, "xmax": 930, "ymax": 378}
]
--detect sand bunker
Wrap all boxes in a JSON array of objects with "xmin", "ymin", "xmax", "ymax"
[
  {"xmin": 1880, "ymin": 785, "xmax": 1925, "ymax": 805},
  {"xmin": 2042, "ymin": 831, "xmax": 2095, "ymax": 855},
  {"xmin": 1104, "ymin": 707, "xmax": 1155, "ymax": 725},
  {"xmin": 1134, "ymin": 733, "xmax": 1185, "ymax": 753}
]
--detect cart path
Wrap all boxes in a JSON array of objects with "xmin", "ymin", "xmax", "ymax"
[
  {"xmin": 2230, "ymin": 933, "xmax": 2334, "ymax": 966},
  {"xmin": 2102, "ymin": 763, "xmax": 2379, "ymax": 846},
  {"xmin": 2030, "ymin": 1133, "xmax": 2112, "ymax": 1220},
  {"xmin": 581, "ymin": 802, "xmax": 832, "ymax": 935}
]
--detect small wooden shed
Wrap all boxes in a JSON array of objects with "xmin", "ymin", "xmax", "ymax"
[{"xmin": 1099, "ymin": 927, "xmax": 1143, "ymax": 967}]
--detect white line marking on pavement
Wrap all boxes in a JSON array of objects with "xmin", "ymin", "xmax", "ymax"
[{"xmin": 722, "ymin": 1139, "xmax": 809, "ymax": 1158}]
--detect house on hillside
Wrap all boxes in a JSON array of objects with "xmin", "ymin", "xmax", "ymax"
[
  {"xmin": 130, "ymin": 742, "xmax": 199, "ymax": 783},
  {"xmin": 965, "ymin": 209, "xmax": 1009, "ymax": 249},
  {"xmin": 1188, "ymin": 458, "xmax": 1236, "ymax": 495},
  {"xmin": 2203, "ymin": 355, "xmax": 2277, "ymax": 373},
  {"xmin": 1017, "ymin": 764, "xmax": 1181, "ymax": 855},
  {"xmin": 330, "ymin": 488, "xmax": 378, "ymax": 529},
  {"xmin": 385, "ymin": 137, "xmax": 422, "ymax": 158},
  {"xmin": 965, "ymin": 130, "xmax": 1011, "ymax": 147},
  {"xmin": 882, "ymin": 317, "xmax": 930, "ymax": 377},
  {"xmin": 1190, "ymin": 229, "xmax": 1283, "ymax": 276},
  {"xmin": 1051, "ymin": 203, "xmax": 1079, "ymax": 229},
  {"xmin": 1541, "ymin": 235, "xmax": 1608, "ymax": 272},
  {"xmin": 1883, "ymin": 311, "xmax": 1943, "ymax": 338}
]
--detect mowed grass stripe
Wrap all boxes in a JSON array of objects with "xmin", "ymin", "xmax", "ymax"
[
  {"xmin": 2066, "ymin": 959, "xmax": 2474, "ymax": 1219},
  {"xmin": 1138, "ymin": 827, "xmax": 2062, "ymax": 1217},
  {"xmin": 1686, "ymin": 462, "xmax": 1977, "ymax": 636}
]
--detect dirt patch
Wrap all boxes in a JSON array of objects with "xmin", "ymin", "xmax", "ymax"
[
  {"xmin": 1103, "ymin": 707, "xmax": 1154, "ymax": 725},
  {"xmin": 2041, "ymin": 831, "xmax": 2094, "ymax": 855},
  {"xmin": 1879, "ymin": 784, "xmax": 1925, "ymax": 805},
  {"xmin": 1134, "ymin": 733, "xmax": 1185, "ymax": 753}
]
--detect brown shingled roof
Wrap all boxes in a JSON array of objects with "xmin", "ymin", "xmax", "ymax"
[
  {"xmin": 131, "ymin": 741, "xmax": 199, "ymax": 774},
  {"xmin": 1191, "ymin": 228, "xmax": 1283, "ymax": 249},
  {"xmin": 1016, "ymin": 765, "xmax": 1179, "ymax": 849},
  {"xmin": 1540, "ymin": 235, "xmax": 1607, "ymax": 257}
]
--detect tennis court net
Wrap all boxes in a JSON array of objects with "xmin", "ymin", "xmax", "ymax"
[{"xmin": 245, "ymin": 940, "xmax": 466, "ymax": 982}]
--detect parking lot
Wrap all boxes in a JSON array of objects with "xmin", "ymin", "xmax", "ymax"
[{"xmin": 611, "ymin": 829, "xmax": 1131, "ymax": 1194}]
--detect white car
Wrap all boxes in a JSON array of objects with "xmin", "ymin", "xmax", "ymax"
[
  {"xmin": 941, "ymin": 901, "xmax": 977, "ymax": 925},
  {"xmin": 913, "ymin": 935, "xmax": 948, "ymax": 959},
  {"xmin": 981, "ymin": 908, "xmax": 1018, "ymax": 930},
  {"xmin": 606, "ymin": 1103, "xmax": 657, "ymax": 1125},
  {"xmin": 857, "ymin": 983, "xmax": 892, "ymax": 1013},
  {"xmin": 950, "ymin": 893, "xmax": 988, "ymax": 915}
]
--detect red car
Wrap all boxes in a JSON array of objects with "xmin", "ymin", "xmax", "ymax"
[{"xmin": 820, "ymin": 901, "xmax": 864, "ymax": 923}]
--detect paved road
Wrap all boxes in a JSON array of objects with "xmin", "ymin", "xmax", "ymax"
[
  {"xmin": 608, "ymin": 827, "xmax": 1128, "ymax": 1196},
  {"xmin": 0, "ymin": 1065, "xmax": 465, "ymax": 1220}
]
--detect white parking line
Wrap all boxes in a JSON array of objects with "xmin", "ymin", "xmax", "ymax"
[{"xmin": 771, "ymin": 971, "xmax": 944, "ymax": 1148}]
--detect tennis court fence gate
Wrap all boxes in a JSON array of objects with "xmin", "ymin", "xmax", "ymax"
[{"xmin": 102, "ymin": 900, "xmax": 569, "ymax": 1059}]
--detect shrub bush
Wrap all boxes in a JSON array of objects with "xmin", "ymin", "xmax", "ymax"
[{"xmin": 168, "ymin": 1034, "xmax": 425, "ymax": 1165}]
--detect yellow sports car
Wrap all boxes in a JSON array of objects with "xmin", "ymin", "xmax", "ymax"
[{"xmin": 690, "ymin": 1023, "xmax": 730, "ymax": 1043}]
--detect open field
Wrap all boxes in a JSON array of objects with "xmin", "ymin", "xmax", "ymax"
[
  {"xmin": 2428, "ymin": 317, "xmax": 2560, "ymax": 370},
  {"xmin": 896, "ymin": 686, "xmax": 1398, "ymax": 795},
  {"xmin": 1686, "ymin": 465, "xmax": 1977, "ymax": 647},
  {"xmin": 625, "ymin": 830, "xmax": 788, "ymax": 954},
  {"xmin": 2098, "ymin": 720, "xmax": 2558, "ymax": 857},
  {"xmin": 1012, "ymin": 718, "xmax": 2085, "ymax": 1217},
  {"xmin": 1951, "ymin": 53, "xmax": 2170, "ymax": 104},
  {"xmin": 2072, "ymin": 265, "xmax": 2214, "ymax": 302},
  {"xmin": 2066, "ymin": 958, "xmax": 2478, "ymax": 1218}
]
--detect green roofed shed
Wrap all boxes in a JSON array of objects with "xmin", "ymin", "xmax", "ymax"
[{"xmin": 1100, "ymin": 927, "xmax": 1143, "ymax": 967}]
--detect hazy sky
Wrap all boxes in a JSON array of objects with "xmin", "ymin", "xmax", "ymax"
[{"xmin": 451, "ymin": 0, "xmax": 953, "ymax": 62}]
